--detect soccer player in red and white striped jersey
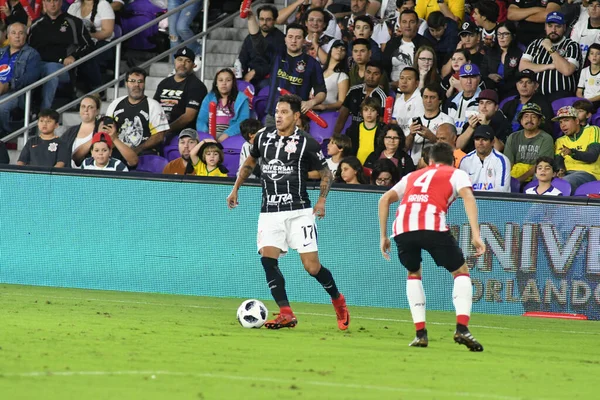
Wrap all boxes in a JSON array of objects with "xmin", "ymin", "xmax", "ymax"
[{"xmin": 378, "ymin": 142, "xmax": 486, "ymax": 351}]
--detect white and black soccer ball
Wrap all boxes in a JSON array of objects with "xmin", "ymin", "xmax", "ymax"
[{"xmin": 237, "ymin": 299, "xmax": 268, "ymax": 328}]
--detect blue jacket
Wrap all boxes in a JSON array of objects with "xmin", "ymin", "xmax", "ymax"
[
  {"xmin": 0, "ymin": 44, "xmax": 42, "ymax": 91},
  {"xmin": 196, "ymin": 91, "xmax": 250, "ymax": 136}
]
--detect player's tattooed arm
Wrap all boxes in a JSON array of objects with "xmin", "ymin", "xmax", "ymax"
[{"xmin": 318, "ymin": 167, "xmax": 333, "ymax": 199}]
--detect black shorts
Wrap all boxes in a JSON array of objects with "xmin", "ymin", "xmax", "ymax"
[{"xmin": 393, "ymin": 230, "xmax": 465, "ymax": 273}]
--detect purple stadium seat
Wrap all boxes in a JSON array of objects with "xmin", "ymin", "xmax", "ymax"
[
  {"xmin": 253, "ymin": 86, "xmax": 270, "ymax": 121},
  {"xmin": 221, "ymin": 134, "xmax": 246, "ymax": 152},
  {"xmin": 136, "ymin": 155, "xmax": 169, "ymax": 173},
  {"xmin": 221, "ymin": 135, "xmax": 247, "ymax": 177},
  {"xmin": 120, "ymin": 0, "xmax": 166, "ymax": 50},
  {"xmin": 197, "ymin": 131, "xmax": 215, "ymax": 141},
  {"xmin": 237, "ymin": 81, "xmax": 254, "ymax": 95},
  {"xmin": 163, "ymin": 145, "xmax": 180, "ymax": 161},
  {"xmin": 591, "ymin": 111, "xmax": 600, "ymax": 127},
  {"xmin": 309, "ymin": 112, "xmax": 339, "ymax": 143},
  {"xmin": 523, "ymin": 178, "xmax": 572, "ymax": 196},
  {"xmin": 113, "ymin": 24, "xmax": 123, "ymax": 39},
  {"xmin": 499, "ymin": 95, "xmax": 516, "ymax": 110},
  {"xmin": 573, "ymin": 181, "xmax": 600, "ymax": 196},
  {"xmin": 510, "ymin": 177, "xmax": 521, "ymax": 193}
]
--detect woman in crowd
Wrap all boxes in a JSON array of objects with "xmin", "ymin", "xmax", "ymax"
[
  {"xmin": 62, "ymin": 94, "xmax": 101, "ymax": 168},
  {"xmin": 197, "ymin": 68, "xmax": 250, "ymax": 143},
  {"xmin": 313, "ymin": 40, "xmax": 349, "ymax": 112},
  {"xmin": 413, "ymin": 46, "xmax": 440, "ymax": 90},
  {"xmin": 68, "ymin": 0, "xmax": 115, "ymax": 45},
  {"xmin": 334, "ymin": 156, "xmax": 368, "ymax": 184},
  {"xmin": 480, "ymin": 22, "xmax": 522, "ymax": 100},
  {"xmin": 370, "ymin": 158, "xmax": 400, "ymax": 187},
  {"xmin": 441, "ymin": 49, "xmax": 470, "ymax": 100},
  {"xmin": 364, "ymin": 124, "xmax": 415, "ymax": 178}
]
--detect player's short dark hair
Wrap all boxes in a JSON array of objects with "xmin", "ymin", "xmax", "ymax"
[
  {"xmin": 396, "ymin": 0, "xmax": 415, "ymax": 8},
  {"xmin": 370, "ymin": 158, "xmax": 400, "ymax": 185},
  {"xmin": 365, "ymin": 60, "xmax": 383, "ymax": 73},
  {"xmin": 429, "ymin": 142, "xmax": 454, "ymax": 166},
  {"xmin": 399, "ymin": 9, "xmax": 418, "ymax": 21},
  {"xmin": 354, "ymin": 15, "xmax": 374, "ymax": 31},
  {"xmin": 427, "ymin": 11, "xmax": 446, "ymax": 29},
  {"xmin": 286, "ymin": 22, "xmax": 307, "ymax": 37},
  {"xmin": 573, "ymin": 99, "xmax": 594, "ymax": 115},
  {"xmin": 126, "ymin": 67, "xmax": 147, "ymax": 81},
  {"xmin": 38, "ymin": 108, "xmax": 59, "ymax": 123},
  {"xmin": 535, "ymin": 156, "xmax": 558, "ymax": 172},
  {"xmin": 306, "ymin": 7, "xmax": 331, "ymax": 25},
  {"xmin": 240, "ymin": 119, "xmax": 263, "ymax": 141},
  {"xmin": 421, "ymin": 83, "xmax": 445, "ymax": 102},
  {"xmin": 330, "ymin": 133, "xmax": 352, "ymax": 157},
  {"xmin": 588, "ymin": 43, "xmax": 600, "ymax": 56},
  {"xmin": 257, "ymin": 4, "xmax": 278, "ymax": 21},
  {"xmin": 361, "ymin": 97, "xmax": 382, "ymax": 116},
  {"xmin": 474, "ymin": 1, "xmax": 499, "ymax": 23},
  {"xmin": 401, "ymin": 66, "xmax": 419, "ymax": 80},
  {"xmin": 353, "ymin": 38, "xmax": 371, "ymax": 50},
  {"xmin": 278, "ymin": 94, "xmax": 302, "ymax": 114}
]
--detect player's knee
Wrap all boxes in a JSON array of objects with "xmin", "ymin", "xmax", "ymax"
[{"xmin": 303, "ymin": 261, "xmax": 321, "ymax": 275}]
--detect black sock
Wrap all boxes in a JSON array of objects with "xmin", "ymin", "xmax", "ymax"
[
  {"xmin": 456, "ymin": 324, "xmax": 469, "ymax": 333},
  {"xmin": 416, "ymin": 328, "xmax": 427, "ymax": 338},
  {"xmin": 311, "ymin": 266, "xmax": 340, "ymax": 299},
  {"xmin": 261, "ymin": 257, "xmax": 290, "ymax": 307}
]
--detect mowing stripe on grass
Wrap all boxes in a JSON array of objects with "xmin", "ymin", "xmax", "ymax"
[{"xmin": 0, "ymin": 370, "xmax": 523, "ymax": 400}]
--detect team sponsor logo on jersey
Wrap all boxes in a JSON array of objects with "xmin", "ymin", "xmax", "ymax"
[
  {"xmin": 509, "ymin": 57, "xmax": 518, "ymax": 68},
  {"xmin": 0, "ymin": 64, "xmax": 11, "ymax": 79},
  {"xmin": 473, "ymin": 183, "xmax": 494, "ymax": 190},
  {"xmin": 266, "ymin": 193, "xmax": 293, "ymax": 205},
  {"xmin": 284, "ymin": 139, "xmax": 298, "ymax": 154},
  {"xmin": 277, "ymin": 69, "xmax": 304, "ymax": 85},
  {"xmin": 262, "ymin": 159, "xmax": 294, "ymax": 180},
  {"xmin": 48, "ymin": 142, "xmax": 58, "ymax": 152},
  {"xmin": 296, "ymin": 60, "xmax": 306, "ymax": 73}
]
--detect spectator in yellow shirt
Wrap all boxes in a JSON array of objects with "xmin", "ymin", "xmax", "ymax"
[{"xmin": 415, "ymin": 0, "xmax": 464, "ymax": 23}]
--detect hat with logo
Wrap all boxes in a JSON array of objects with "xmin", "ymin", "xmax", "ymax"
[
  {"xmin": 174, "ymin": 47, "xmax": 195, "ymax": 61},
  {"xmin": 546, "ymin": 11, "xmax": 565, "ymax": 25},
  {"xmin": 459, "ymin": 21, "xmax": 479, "ymax": 35},
  {"xmin": 551, "ymin": 106, "xmax": 578, "ymax": 121},
  {"xmin": 459, "ymin": 63, "xmax": 480, "ymax": 77},
  {"xmin": 179, "ymin": 128, "xmax": 199, "ymax": 141},
  {"xmin": 476, "ymin": 89, "xmax": 499, "ymax": 104},
  {"xmin": 517, "ymin": 69, "xmax": 537, "ymax": 83},
  {"xmin": 91, "ymin": 132, "xmax": 113, "ymax": 149},
  {"xmin": 517, "ymin": 103, "xmax": 545, "ymax": 121},
  {"xmin": 473, "ymin": 125, "xmax": 495, "ymax": 140}
]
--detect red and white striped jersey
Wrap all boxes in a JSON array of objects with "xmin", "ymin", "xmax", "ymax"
[{"xmin": 391, "ymin": 164, "xmax": 472, "ymax": 235}]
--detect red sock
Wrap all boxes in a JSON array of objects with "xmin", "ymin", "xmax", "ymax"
[
  {"xmin": 457, "ymin": 315, "xmax": 470, "ymax": 326},
  {"xmin": 415, "ymin": 322, "xmax": 426, "ymax": 331},
  {"xmin": 280, "ymin": 306, "xmax": 293, "ymax": 315}
]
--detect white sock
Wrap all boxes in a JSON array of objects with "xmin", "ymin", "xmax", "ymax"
[
  {"xmin": 453, "ymin": 275, "xmax": 472, "ymax": 326},
  {"xmin": 406, "ymin": 278, "xmax": 426, "ymax": 330}
]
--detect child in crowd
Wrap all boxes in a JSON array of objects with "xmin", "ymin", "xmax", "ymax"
[
  {"xmin": 573, "ymin": 99, "xmax": 595, "ymax": 128},
  {"xmin": 370, "ymin": 158, "xmax": 400, "ymax": 187},
  {"xmin": 335, "ymin": 156, "xmax": 368, "ymax": 184},
  {"xmin": 345, "ymin": 97, "xmax": 384, "ymax": 165},
  {"xmin": 17, "ymin": 109, "xmax": 70, "ymax": 168},
  {"xmin": 326, "ymin": 134, "xmax": 352, "ymax": 176},
  {"xmin": 190, "ymin": 138, "xmax": 228, "ymax": 177},
  {"xmin": 524, "ymin": 156, "xmax": 563, "ymax": 196},
  {"xmin": 81, "ymin": 132, "xmax": 129, "ymax": 171},
  {"xmin": 238, "ymin": 118, "xmax": 263, "ymax": 178},
  {"xmin": 576, "ymin": 43, "xmax": 600, "ymax": 111}
]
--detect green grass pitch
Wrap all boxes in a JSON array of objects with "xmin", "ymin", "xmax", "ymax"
[{"xmin": 1, "ymin": 284, "xmax": 599, "ymax": 400}]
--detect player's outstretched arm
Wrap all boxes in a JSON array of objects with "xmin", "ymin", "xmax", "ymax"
[
  {"xmin": 313, "ymin": 167, "xmax": 333, "ymax": 219},
  {"xmin": 227, "ymin": 155, "xmax": 257, "ymax": 209},
  {"xmin": 458, "ymin": 187, "xmax": 485, "ymax": 257},
  {"xmin": 378, "ymin": 189, "xmax": 399, "ymax": 260}
]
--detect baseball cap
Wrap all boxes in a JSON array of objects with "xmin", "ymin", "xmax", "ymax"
[
  {"xmin": 331, "ymin": 40, "xmax": 346, "ymax": 48},
  {"xmin": 517, "ymin": 103, "xmax": 545, "ymax": 121},
  {"xmin": 174, "ymin": 47, "xmax": 195, "ymax": 61},
  {"xmin": 476, "ymin": 89, "xmax": 499, "ymax": 104},
  {"xmin": 473, "ymin": 125, "xmax": 495, "ymax": 140},
  {"xmin": 517, "ymin": 69, "xmax": 537, "ymax": 83},
  {"xmin": 546, "ymin": 11, "xmax": 565, "ymax": 25},
  {"xmin": 179, "ymin": 128, "xmax": 199, "ymax": 141},
  {"xmin": 91, "ymin": 132, "xmax": 113, "ymax": 149},
  {"xmin": 459, "ymin": 63, "xmax": 480, "ymax": 77},
  {"xmin": 551, "ymin": 106, "xmax": 578, "ymax": 121},
  {"xmin": 459, "ymin": 21, "xmax": 479, "ymax": 35}
]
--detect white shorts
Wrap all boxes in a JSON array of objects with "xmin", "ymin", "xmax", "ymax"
[{"xmin": 257, "ymin": 208, "xmax": 318, "ymax": 254}]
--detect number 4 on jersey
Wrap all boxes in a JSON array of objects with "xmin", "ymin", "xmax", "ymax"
[{"xmin": 413, "ymin": 169, "xmax": 436, "ymax": 193}]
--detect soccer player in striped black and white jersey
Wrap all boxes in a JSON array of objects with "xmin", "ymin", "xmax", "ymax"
[{"xmin": 378, "ymin": 142, "xmax": 486, "ymax": 351}]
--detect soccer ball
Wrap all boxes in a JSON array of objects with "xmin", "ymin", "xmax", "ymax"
[{"xmin": 237, "ymin": 299, "xmax": 268, "ymax": 328}]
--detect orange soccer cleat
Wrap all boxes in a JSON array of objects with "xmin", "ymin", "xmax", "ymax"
[
  {"xmin": 332, "ymin": 294, "xmax": 350, "ymax": 330},
  {"xmin": 264, "ymin": 313, "xmax": 298, "ymax": 329}
]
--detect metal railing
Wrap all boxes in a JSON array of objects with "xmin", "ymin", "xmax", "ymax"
[{"xmin": 0, "ymin": 0, "xmax": 244, "ymax": 144}]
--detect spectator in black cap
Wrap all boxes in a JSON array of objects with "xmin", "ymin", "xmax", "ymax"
[
  {"xmin": 440, "ymin": 21, "xmax": 483, "ymax": 78},
  {"xmin": 153, "ymin": 46, "xmax": 207, "ymax": 143},
  {"xmin": 501, "ymin": 69, "xmax": 554, "ymax": 133}
]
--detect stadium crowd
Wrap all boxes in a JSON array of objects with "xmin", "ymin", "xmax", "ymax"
[{"xmin": 1, "ymin": 0, "xmax": 600, "ymax": 195}]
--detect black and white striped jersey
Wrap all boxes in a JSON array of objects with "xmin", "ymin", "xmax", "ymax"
[
  {"xmin": 250, "ymin": 127, "xmax": 327, "ymax": 213},
  {"xmin": 521, "ymin": 36, "xmax": 582, "ymax": 95}
]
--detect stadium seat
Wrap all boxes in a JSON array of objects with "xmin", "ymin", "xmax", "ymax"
[
  {"xmin": 253, "ymin": 86, "xmax": 270, "ymax": 121},
  {"xmin": 221, "ymin": 135, "xmax": 246, "ymax": 177},
  {"xmin": 163, "ymin": 145, "xmax": 180, "ymax": 161},
  {"xmin": 113, "ymin": 24, "xmax": 123, "ymax": 40},
  {"xmin": 573, "ymin": 180, "xmax": 600, "ymax": 196},
  {"xmin": 309, "ymin": 111, "xmax": 339, "ymax": 143},
  {"xmin": 498, "ymin": 95, "xmax": 516, "ymax": 110},
  {"xmin": 510, "ymin": 177, "xmax": 521, "ymax": 193},
  {"xmin": 591, "ymin": 111, "xmax": 600, "ymax": 127},
  {"xmin": 136, "ymin": 155, "xmax": 169, "ymax": 173},
  {"xmin": 197, "ymin": 131, "xmax": 216, "ymax": 141},
  {"xmin": 523, "ymin": 178, "xmax": 572, "ymax": 196}
]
